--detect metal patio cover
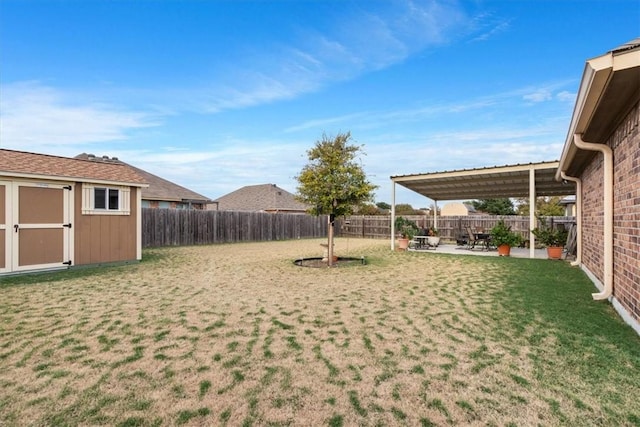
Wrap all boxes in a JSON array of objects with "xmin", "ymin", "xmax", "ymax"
[{"xmin": 391, "ymin": 161, "xmax": 575, "ymax": 201}]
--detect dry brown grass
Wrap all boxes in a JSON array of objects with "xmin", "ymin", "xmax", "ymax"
[{"xmin": 1, "ymin": 238, "xmax": 638, "ymax": 426}]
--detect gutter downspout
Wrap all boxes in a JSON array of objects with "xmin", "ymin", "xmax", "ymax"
[
  {"xmin": 573, "ymin": 134, "xmax": 613, "ymax": 300},
  {"xmin": 560, "ymin": 171, "xmax": 582, "ymax": 267}
]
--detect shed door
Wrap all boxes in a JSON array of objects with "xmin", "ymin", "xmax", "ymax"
[
  {"xmin": 12, "ymin": 182, "xmax": 72, "ymax": 271},
  {"xmin": 0, "ymin": 181, "xmax": 8, "ymax": 273}
]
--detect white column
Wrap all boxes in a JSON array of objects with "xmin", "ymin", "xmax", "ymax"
[
  {"xmin": 391, "ymin": 181, "xmax": 396, "ymax": 250},
  {"xmin": 433, "ymin": 200, "xmax": 438, "ymax": 231},
  {"xmin": 529, "ymin": 167, "xmax": 536, "ymax": 259}
]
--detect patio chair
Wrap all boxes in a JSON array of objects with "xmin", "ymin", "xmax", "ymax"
[
  {"xmin": 465, "ymin": 227, "xmax": 478, "ymax": 250},
  {"xmin": 465, "ymin": 227, "xmax": 490, "ymax": 250},
  {"xmin": 456, "ymin": 233, "xmax": 469, "ymax": 246}
]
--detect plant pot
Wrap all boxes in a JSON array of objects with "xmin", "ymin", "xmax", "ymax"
[
  {"xmin": 546, "ymin": 246, "xmax": 563, "ymax": 260},
  {"xmin": 397, "ymin": 238, "xmax": 409, "ymax": 251},
  {"xmin": 427, "ymin": 236, "xmax": 440, "ymax": 247},
  {"xmin": 497, "ymin": 244, "xmax": 511, "ymax": 256}
]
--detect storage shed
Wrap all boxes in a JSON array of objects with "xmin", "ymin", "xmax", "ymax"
[{"xmin": 0, "ymin": 149, "xmax": 148, "ymax": 274}]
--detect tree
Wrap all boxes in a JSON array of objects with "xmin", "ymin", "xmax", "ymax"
[
  {"xmin": 471, "ymin": 198, "xmax": 516, "ymax": 215},
  {"xmin": 395, "ymin": 203, "xmax": 420, "ymax": 215},
  {"xmin": 516, "ymin": 196, "xmax": 565, "ymax": 216},
  {"xmin": 355, "ymin": 204, "xmax": 381, "ymax": 215},
  {"xmin": 376, "ymin": 202, "xmax": 391, "ymax": 211},
  {"xmin": 296, "ymin": 132, "xmax": 378, "ymax": 265}
]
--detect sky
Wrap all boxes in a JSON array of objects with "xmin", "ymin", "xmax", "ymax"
[{"xmin": 1, "ymin": 0, "xmax": 638, "ymax": 208}]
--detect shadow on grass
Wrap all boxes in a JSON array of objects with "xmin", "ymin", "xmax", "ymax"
[
  {"xmin": 484, "ymin": 257, "xmax": 640, "ymax": 424},
  {"xmin": 496, "ymin": 258, "xmax": 640, "ymax": 347},
  {"xmin": 0, "ymin": 249, "xmax": 169, "ymax": 289}
]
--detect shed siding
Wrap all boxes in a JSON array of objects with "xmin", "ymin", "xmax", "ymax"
[
  {"xmin": 74, "ymin": 184, "xmax": 138, "ymax": 265},
  {"xmin": 581, "ymin": 102, "xmax": 640, "ymax": 324}
]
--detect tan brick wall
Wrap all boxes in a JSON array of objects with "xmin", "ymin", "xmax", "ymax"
[{"xmin": 580, "ymin": 102, "xmax": 640, "ymax": 324}]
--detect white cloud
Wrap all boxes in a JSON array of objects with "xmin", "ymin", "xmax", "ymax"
[
  {"xmin": 284, "ymin": 112, "xmax": 368, "ymax": 133},
  {"xmin": 0, "ymin": 81, "xmax": 161, "ymax": 151},
  {"xmin": 284, "ymin": 80, "xmax": 574, "ymax": 134},
  {"xmin": 556, "ymin": 90, "xmax": 576, "ymax": 102},
  {"xmin": 469, "ymin": 19, "xmax": 511, "ymax": 42},
  {"xmin": 103, "ymin": 140, "xmax": 307, "ymax": 200},
  {"xmin": 523, "ymin": 88, "xmax": 553, "ymax": 103},
  {"xmin": 196, "ymin": 0, "xmax": 471, "ymax": 113}
]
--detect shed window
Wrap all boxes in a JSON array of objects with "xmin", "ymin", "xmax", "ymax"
[
  {"xmin": 82, "ymin": 185, "xmax": 130, "ymax": 215},
  {"xmin": 94, "ymin": 187, "xmax": 119, "ymax": 210}
]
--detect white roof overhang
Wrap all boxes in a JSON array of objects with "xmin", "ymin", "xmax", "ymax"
[
  {"xmin": 391, "ymin": 161, "xmax": 574, "ymax": 201},
  {"xmin": 0, "ymin": 170, "xmax": 149, "ymax": 188},
  {"xmin": 557, "ymin": 39, "xmax": 640, "ymax": 179}
]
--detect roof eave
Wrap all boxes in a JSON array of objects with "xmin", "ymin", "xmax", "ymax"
[
  {"xmin": 391, "ymin": 161, "xmax": 559, "ymax": 182},
  {"xmin": 0, "ymin": 170, "xmax": 149, "ymax": 188},
  {"xmin": 556, "ymin": 44, "xmax": 640, "ymax": 180}
]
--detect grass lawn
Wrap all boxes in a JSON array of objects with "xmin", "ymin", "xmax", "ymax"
[{"xmin": 1, "ymin": 238, "xmax": 639, "ymax": 426}]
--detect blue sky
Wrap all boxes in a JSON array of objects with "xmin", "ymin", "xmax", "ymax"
[{"xmin": 1, "ymin": 0, "xmax": 638, "ymax": 208}]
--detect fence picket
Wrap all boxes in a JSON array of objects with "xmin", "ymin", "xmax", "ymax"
[
  {"xmin": 142, "ymin": 208, "xmax": 329, "ymax": 247},
  {"xmin": 338, "ymin": 215, "xmax": 575, "ymax": 242}
]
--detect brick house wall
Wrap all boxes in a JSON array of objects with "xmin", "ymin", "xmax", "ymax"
[{"xmin": 580, "ymin": 102, "xmax": 640, "ymax": 324}]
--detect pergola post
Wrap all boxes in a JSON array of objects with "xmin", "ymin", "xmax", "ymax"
[
  {"xmin": 433, "ymin": 200, "xmax": 438, "ymax": 232},
  {"xmin": 529, "ymin": 167, "xmax": 536, "ymax": 259},
  {"xmin": 391, "ymin": 180, "xmax": 396, "ymax": 250}
]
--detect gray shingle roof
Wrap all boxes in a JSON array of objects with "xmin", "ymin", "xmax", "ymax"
[
  {"xmin": 611, "ymin": 37, "xmax": 640, "ymax": 54},
  {"xmin": 75, "ymin": 153, "xmax": 210, "ymax": 204},
  {"xmin": 214, "ymin": 184, "xmax": 309, "ymax": 212}
]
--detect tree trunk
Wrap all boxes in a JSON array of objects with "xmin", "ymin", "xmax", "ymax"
[{"xmin": 327, "ymin": 215, "xmax": 334, "ymax": 266}]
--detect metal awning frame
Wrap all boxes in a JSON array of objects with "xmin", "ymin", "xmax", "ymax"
[{"xmin": 390, "ymin": 161, "xmax": 576, "ymax": 258}]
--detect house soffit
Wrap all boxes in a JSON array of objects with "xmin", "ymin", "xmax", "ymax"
[
  {"xmin": 563, "ymin": 48, "xmax": 640, "ymax": 176},
  {"xmin": 582, "ymin": 66, "xmax": 640, "ymax": 144}
]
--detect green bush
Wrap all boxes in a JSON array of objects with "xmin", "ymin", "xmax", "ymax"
[
  {"xmin": 532, "ymin": 218, "xmax": 568, "ymax": 247},
  {"xmin": 490, "ymin": 220, "xmax": 522, "ymax": 247},
  {"xmin": 394, "ymin": 216, "xmax": 419, "ymax": 240}
]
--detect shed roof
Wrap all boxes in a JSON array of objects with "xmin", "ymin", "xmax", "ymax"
[
  {"xmin": 391, "ymin": 161, "xmax": 574, "ymax": 201},
  {"xmin": 214, "ymin": 184, "xmax": 309, "ymax": 212},
  {"xmin": 0, "ymin": 149, "xmax": 147, "ymax": 186}
]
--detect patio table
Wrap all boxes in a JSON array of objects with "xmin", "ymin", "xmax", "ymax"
[
  {"xmin": 474, "ymin": 233, "xmax": 492, "ymax": 250},
  {"xmin": 413, "ymin": 236, "xmax": 437, "ymax": 250}
]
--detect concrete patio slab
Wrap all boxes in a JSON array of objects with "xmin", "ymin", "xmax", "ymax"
[{"xmin": 409, "ymin": 244, "xmax": 553, "ymax": 260}]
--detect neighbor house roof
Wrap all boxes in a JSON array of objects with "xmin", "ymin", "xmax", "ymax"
[
  {"xmin": 0, "ymin": 149, "xmax": 147, "ymax": 186},
  {"xmin": 214, "ymin": 184, "xmax": 309, "ymax": 212},
  {"xmin": 75, "ymin": 153, "xmax": 211, "ymax": 204},
  {"xmin": 557, "ymin": 37, "xmax": 640, "ymax": 178}
]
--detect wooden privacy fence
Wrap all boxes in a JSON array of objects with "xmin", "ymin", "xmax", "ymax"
[
  {"xmin": 338, "ymin": 215, "xmax": 575, "ymax": 241},
  {"xmin": 142, "ymin": 208, "xmax": 328, "ymax": 247}
]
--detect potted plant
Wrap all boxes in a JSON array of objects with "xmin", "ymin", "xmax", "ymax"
[
  {"xmin": 427, "ymin": 226, "xmax": 440, "ymax": 247},
  {"xmin": 490, "ymin": 220, "xmax": 522, "ymax": 256},
  {"xmin": 532, "ymin": 218, "xmax": 568, "ymax": 260},
  {"xmin": 394, "ymin": 216, "xmax": 419, "ymax": 250}
]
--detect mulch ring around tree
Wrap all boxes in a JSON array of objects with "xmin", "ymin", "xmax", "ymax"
[{"xmin": 293, "ymin": 257, "xmax": 366, "ymax": 268}]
